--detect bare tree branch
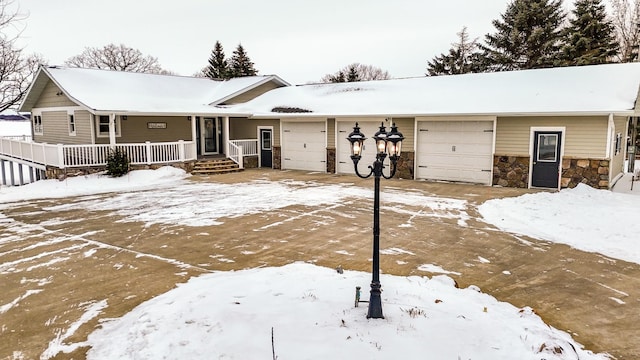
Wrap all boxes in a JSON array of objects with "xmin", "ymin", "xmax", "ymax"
[
  {"xmin": 0, "ymin": 0, "xmax": 45, "ymax": 111},
  {"xmin": 65, "ymin": 43, "xmax": 165, "ymax": 73},
  {"xmin": 610, "ymin": 0, "xmax": 640, "ymax": 61},
  {"xmin": 321, "ymin": 63, "xmax": 391, "ymax": 83}
]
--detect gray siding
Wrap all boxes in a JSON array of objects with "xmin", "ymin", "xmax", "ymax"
[
  {"xmin": 496, "ymin": 116, "xmax": 609, "ymax": 158},
  {"xmin": 33, "ymin": 80, "xmax": 77, "ymax": 108},
  {"xmin": 222, "ymin": 82, "xmax": 281, "ymax": 105},
  {"xmin": 95, "ymin": 116, "xmax": 192, "ymax": 144},
  {"xmin": 35, "ymin": 110, "xmax": 91, "ymax": 144},
  {"xmin": 230, "ymin": 118, "xmax": 281, "ymax": 146}
]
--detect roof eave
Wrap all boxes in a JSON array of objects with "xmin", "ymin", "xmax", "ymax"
[
  {"xmin": 249, "ymin": 110, "xmax": 637, "ymax": 119},
  {"xmin": 209, "ymin": 76, "xmax": 291, "ymax": 106}
]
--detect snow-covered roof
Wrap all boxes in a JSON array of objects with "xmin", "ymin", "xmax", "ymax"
[
  {"xmin": 226, "ymin": 63, "xmax": 640, "ymax": 117},
  {"xmin": 19, "ymin": 66, "xmax": 289, "ymax": 115}
]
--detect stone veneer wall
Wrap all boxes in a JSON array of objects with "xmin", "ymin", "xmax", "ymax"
[
  {"xmin": 45, "ymin": 161, "xmax": 196, "ymax": 181},
  {"xmin": 243, "ymin": 155, "xmax": 258, "ymax": 169},
  {"xmin": 326, "ymin": 147, "xmax": 336, "ymax": 174},
  {"xmin": 493, "ymin": 155, "xmax": 610, "ymax": 189},
  {"xmin": 394, "ymin": 151, "xmax": 415, "ymax": 180},
  {"xmin": 493, "ymin": 156, "xmax": 529, "ymax": 188},
  {"xmin": 273, "ymin": 146, "xmax": 281, "ymax": 170},
  {"xmin": 562, "ymin": 158, "xmax": 609, "ymax": 189}
]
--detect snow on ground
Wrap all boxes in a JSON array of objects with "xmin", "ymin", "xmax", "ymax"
[
  {"xmin": 84, "ymin": 263, "xmax": 606, "ymax": 360},
  {"xmin": 479, "ymin": 173, "xmax": 640, "ymax": 265},
  {"xmin": 0, "ymin": 119, "xmax": 31, "ymax": 138},
  {"xmin": 5, "ymin": 166, "xmax": 639, "ymax": 359},
  {"xmin": 0, "ymin": 168, "xmax": 470, "ymax": 228}
]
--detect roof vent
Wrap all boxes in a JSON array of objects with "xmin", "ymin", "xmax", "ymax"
[{"xmin": 272, "ymin": 106, "xmax": 312, "ymax": 113}]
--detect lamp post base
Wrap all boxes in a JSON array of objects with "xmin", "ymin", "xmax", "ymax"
[{"xmin": 366, "ymin": 281, "xmax": 384, "ymax": 319}]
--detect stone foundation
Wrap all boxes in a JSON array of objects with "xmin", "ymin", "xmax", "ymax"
[
  {"xmin": 562, "ymin": 158, "xmax": 609, "ymax": 189},
  {"xmin": 394, "ymin": 151, "xmax": 415, "ymax": 179},
  {"xmin": 273, "ymin": 146, "xmax": 281, "ymax": 170},
  {"xmin": 45, "ymin": 161, "xmax": 197, "ymax": 181},
  {"xmin": 243, "ymin": 155, "xmax": 258, "ymax": 169},
  {"xmin": 493, "ymin": 155, "xmax": 610, "ymax": 189},
  {"xmin": 493, "ymin": 156, "xmax": 530, "ymax": 188},
  {"xmin": 326, "ymin": 147, "xmax": 336, "ymax": 174}
]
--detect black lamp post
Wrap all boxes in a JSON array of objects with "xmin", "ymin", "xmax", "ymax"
[{"xmin": 347, "ymin": 121, "xmax": 404, "ymax": 319}]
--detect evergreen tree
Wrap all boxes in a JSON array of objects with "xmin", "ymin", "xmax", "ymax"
[
  {"xmin": 229, "ymin": 44, "xmax": 257, "ymax": 77},
  {"xmin": 560, "ymin": 0, "xmax": 618, "ymax": 65},
  {"xmin": 205, "ymin": 41, "xmax": 229, "ymax": 79},
  {"xmin": 346, "ymin": 64, "xmax": 360, "ymax": 82},
  {"xmin": 479, "ymin": 0, "xmax": 566, "ymax": 71},
  {"xmin": 427, "ymin": 26, "xmax": 484, "ymax": 76}
]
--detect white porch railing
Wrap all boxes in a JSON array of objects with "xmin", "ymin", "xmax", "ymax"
[
  {"xmin": 0, "ymin": 138, "xmax": 197, "ymax": 168},
  {"xmin": 228, "ymin": 139, "xmax": 258, "ymax": 168},
  {"xmin": 0, "ymin": 135, "xmax": 32, "ymax": 142}
]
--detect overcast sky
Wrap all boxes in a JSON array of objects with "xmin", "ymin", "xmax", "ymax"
[{"xmin": 13, "ymin": 0, "xmax": 516, "ymax": 84}]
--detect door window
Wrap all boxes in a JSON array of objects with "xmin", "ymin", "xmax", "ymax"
[
  {"xmin": 261, "ymin": 130, "xmax": 272, "ymax": 150},
  {"xmin": 537, "ymin": 134, "xmax": 558, "ymax": 162}
]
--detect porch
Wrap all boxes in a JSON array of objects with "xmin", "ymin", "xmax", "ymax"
[{"xmin": 0, "ymin": 138, "xmax": 260, "ymax": 185}]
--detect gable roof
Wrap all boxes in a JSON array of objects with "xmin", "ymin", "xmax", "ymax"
[
  {"xmin": 19, "ymin": 66, "xmax": 289, "ymax": 115},
  {"xmin": 225, "ymin": 63, "xmax": 640, "ymax": 118}
]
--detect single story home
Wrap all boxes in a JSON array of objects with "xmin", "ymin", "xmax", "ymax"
[{"xmin": 5, "ymin": 63, "xmax": 640, "ymax": 190}]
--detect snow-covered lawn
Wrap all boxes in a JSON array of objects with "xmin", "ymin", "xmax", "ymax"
[{"xmin": 3, "ymin": 167, "xmax": 636, "ymax": 359}]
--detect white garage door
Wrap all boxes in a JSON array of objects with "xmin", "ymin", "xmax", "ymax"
[
  {"xmin": 336, "ymin": 121, "xmax": 389, "ymax": 175},
  {"xmin": 281, "ymin": 122, "xmax": 326, "ymax": 172},
  {"xmin": 416, "ymin": 121, "xmax": 494, "ymax": 184}
]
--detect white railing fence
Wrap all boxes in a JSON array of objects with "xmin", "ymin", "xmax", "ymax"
[
  {"xmin": 228, "ymin": 139, "xmax": 258, "ymax": 168},
  {"xmin": 0, "ymin": 138, "xmax": 197, "ymax": 168},
  {"xmin": 0, "ymin": 135, "xmax": 32, "ymax": 142}
]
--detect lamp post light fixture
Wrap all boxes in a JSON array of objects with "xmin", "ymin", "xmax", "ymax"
[{"xmin": 347, "ymin": 121, "xmax": 404, "ymax": 319}]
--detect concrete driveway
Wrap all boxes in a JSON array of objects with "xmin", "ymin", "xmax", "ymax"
[{"xmin": 1, "ymin": 169, "xmax": 638, "ymax": 359}]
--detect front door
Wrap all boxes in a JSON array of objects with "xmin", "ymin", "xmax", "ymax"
[
  {"xmin": 202, "ymin": 117, "xmax": 219, "ymax": 155},
  {"xmin": 260, "ymin": 128, "xmax": 273, "ymax": 168},
  {"xmin": 531, "ymin": 131, "xmax": 562, "ymax": 188}
]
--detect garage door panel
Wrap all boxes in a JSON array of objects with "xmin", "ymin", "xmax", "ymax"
[
  {"xmin": 417, "ymin": 121, "xmax": 494, "ymax": 185},
  {"xmin": 282, "ymin": 122, "xmax": 326, "ymax": 172}
]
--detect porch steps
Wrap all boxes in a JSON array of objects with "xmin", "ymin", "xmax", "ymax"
[{"xmin": 191, "ymin": 158, "xmax": 242, "ymax": 176}]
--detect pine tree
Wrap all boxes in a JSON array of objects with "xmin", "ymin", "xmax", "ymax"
[
  {"xmin": 560, "ymin": 0, "xmax": 618, "ymax": 65},
  {"xmin": 479, "ymin": 0, "xmax": 566, "ymax": 71},
  {"xmin": 427, "ymin": 26, "xmax": 484, "ymax": 76},
  {"xmin": 205, "ymin": 41, "xmax": 229, "ymax": 79},
  {"xmin": 229, "ymin": 44, "xmax": 257, "ymax": 77},
  {"xmin": 346, "ymin": 64, "xmax": 360, "ymax": 82}
]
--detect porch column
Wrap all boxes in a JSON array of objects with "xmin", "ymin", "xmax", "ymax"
[
  {"xmin": 191, "ymin": 115, "xmax": 197, "ymax": 158},
  {"xmin": 109, "ymin": 113, "xmax": 117, "ymax": 150},
  {"xmin": 224, "ymin": 116, "xmax": 230, "ymax": 157}
]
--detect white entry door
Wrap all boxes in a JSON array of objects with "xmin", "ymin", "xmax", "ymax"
[
  {"xmin": 281, "ymin": 122, "xmax": 326, "ymax": 172},
  {"xmin": 416, "ymin": 121, "xmax": 494, "ymax": 184}
]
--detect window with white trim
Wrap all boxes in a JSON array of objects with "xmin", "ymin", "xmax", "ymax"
[
  {"xmin": 96, "ymin": 115, "xmax": 120, "ymax": 137},
  {"xmin": 68, "ymin": 113, "xmax": 76, "ymax": 136},
  {"xmin": 33, "ymin": 115, "xmax": 43, "ymax": 135}
]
